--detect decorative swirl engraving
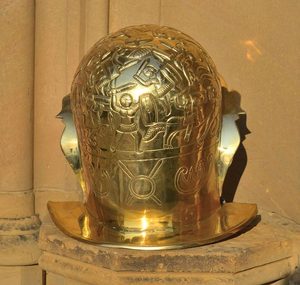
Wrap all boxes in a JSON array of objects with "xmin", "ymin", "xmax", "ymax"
[{"xmin": 175, "ymin": 154, "xmax": 213, "ymax": 194}]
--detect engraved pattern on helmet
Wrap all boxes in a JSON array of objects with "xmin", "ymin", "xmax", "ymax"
[{"xmin": 71, "ymin": 25, "xmax": 221, "ymax": 200}]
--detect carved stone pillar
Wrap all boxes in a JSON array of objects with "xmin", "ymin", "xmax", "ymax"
[
  {"xmin": 34, "ymin": 0, "xmax": 108, "ymax": 220},
  {"xmin": 34, "ymin": 2, "xmax": 108, "ymax": 284},
  {"xmin": 0, "ymin": 0, "xmax": 41, "ymax": 283}
]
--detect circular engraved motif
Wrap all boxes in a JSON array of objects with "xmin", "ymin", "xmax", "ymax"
[
  {"xmin": 129, "ymin": 176, "xmax": 156, "ymax": 199},
  {"xmin": 143, "ymin": 65, "xmax": 156, "ymax": 78},
  {"xmin": 120, "ymin": 93, "xmax": 133, "ymax": 108}
]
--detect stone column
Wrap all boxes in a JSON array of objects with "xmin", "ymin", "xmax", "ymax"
[
  {"xmin": 0, "ymin": 0, "xmax": 41, "ymax": 283},
  {"xmin": 35, "ymin": 2, "xmax": 108, "ymax": 283},
  {"xmin": 34, "ymin": 0, "xmax": 109, "ymax": 219}
]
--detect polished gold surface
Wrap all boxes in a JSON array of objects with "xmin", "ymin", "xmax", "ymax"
[
  {"xmin": 51, "ymin": 25, "xmax": 257, "ymax": 249},
  {"xmin": 48, "ymin": 201, "xmax": 257, "ymax": 250}
]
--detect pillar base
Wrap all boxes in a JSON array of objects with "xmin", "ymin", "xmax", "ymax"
[
  {"xmin": 0, "ymin": 215, "xmax": 41, "ymax": 265},
  {"xmin": 39, "ymin": 210, "xmax": 300, "ymax": 285}
]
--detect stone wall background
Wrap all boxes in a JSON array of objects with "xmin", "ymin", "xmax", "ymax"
[{"xmin": 0, "ymin": 0, "xmax": 299, "ymax": 284}]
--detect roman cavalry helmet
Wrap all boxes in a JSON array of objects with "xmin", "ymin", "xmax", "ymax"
[{"xmin": 48, "ymin": 25, "xmax": 257, "ymax": 250}]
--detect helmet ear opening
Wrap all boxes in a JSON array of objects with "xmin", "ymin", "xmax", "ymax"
[
  {"xmin": 219, "ymin": 86, "xmax": 251, "ymax": 203},
  {"xmin": 57, "ymin": 95, "xmax": 85, "ymax": 197},
  {"xmin": 218, "ymin": 85, "xmax": 245, "ymax": 200},
  {"xmin": 57, "ymin": 94, "xmax": 81, "ymax": 174}
]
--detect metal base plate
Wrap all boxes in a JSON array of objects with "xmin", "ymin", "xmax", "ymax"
[{"xmin": 48, "ymin": 201, "xmax": 257, "ymax": 250}]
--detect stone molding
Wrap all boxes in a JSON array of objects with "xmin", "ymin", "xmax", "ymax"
[
  {"xmin": 39, "ymin": 251, "xmax": 292, "ymax": 285},
  {"xmin": 0, "ymin": 215, "xmax": 41, "ymax": 265},
  {"xmin": 0, "ymin": 215, "xmax": 40, "ymax": 236}
]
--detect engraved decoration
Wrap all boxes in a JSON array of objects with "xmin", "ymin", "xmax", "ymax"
[{"xmin": 71, "ymin": 25, "xmax": 222, "ymax": 221}]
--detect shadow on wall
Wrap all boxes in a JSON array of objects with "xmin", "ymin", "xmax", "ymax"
[{"xmin": 221, "ymin": 88, "xmax": 251, "ymax": 203}]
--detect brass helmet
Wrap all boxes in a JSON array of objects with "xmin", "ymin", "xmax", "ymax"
[{"xmin": 49, "ymin": 25, "xmax": 257, "ymax": 250}]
